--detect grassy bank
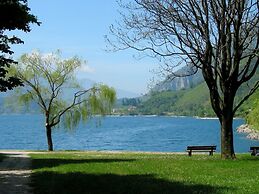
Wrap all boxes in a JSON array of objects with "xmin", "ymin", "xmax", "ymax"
[{"xmin": 30, "ymin": 152, "xmax": 259, "ymax": 194}]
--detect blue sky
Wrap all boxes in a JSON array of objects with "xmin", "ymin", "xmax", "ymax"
[{"xmin": 10, "ymin": 0, "xmax": 160, "ymax": 97}]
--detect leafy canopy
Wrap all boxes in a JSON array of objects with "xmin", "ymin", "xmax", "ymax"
[
  {"xmin": 9, "ymin": 51, "xmax": 116, "ymax": 130},
  {"xmin": 0, "ymin": 0, "xmax": 40, "ymax": 91}
]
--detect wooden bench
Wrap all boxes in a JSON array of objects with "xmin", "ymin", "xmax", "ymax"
[
  {"xmin": 250, "ymin": 146, "xmax": 259, "ymax": 156},
  {"xmin": 186, "ymin": 145, "xmax": 216, "ymax": 156}
]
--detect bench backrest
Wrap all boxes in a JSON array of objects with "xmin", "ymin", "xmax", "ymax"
[
  {"xmin": 187, "ymin": 146, "xmax": 216, "ymax": 150},
  {"xmin": 250, "ymin": 146, "xmax": 259, "ymax": 150}
]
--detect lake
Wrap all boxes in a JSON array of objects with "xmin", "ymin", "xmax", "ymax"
[{"xmin": 0, "ymin": 114, "xmax": 258, "ymax": 153}]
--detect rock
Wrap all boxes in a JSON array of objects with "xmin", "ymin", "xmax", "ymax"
[
  {"xmin": 236, "ymin": 124, "xmax": 253, "ymax": 133},
  {"xmin": 247, "ymin": 133, "xmax": 259, "ymax": 140},
  {"xmin": 237, "ymin": 124, "xmax": 259, "ymax": 140}
]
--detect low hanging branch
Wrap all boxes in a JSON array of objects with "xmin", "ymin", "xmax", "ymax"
[{"xmin": 50, "ymin": 88, "xmax": 93, "ymax": 127}]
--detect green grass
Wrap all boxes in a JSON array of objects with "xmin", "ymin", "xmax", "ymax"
[
  {"xmin": 246, "ymin": 90, "xmax": 259, "ymax": 131},
  {"xmin": 30, "ymin": 152, "xmax": 259, "ymax": 194}
]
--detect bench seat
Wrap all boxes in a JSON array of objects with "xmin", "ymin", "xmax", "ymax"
[
  {"xmin": 186, "ymin": 145, "xmax": 216, "ymax": 156},
  {"xmin": 250, "ymin": 146, "xmax": 259, "ymax": 156}
]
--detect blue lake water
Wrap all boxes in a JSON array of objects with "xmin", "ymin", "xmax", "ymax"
[{"xmin": 0, "ymin": 114, "xmax": 258, "ymax": 153}]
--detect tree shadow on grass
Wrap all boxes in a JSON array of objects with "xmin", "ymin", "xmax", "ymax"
[
  {"xmin": 237, "ymin": 156, "xmax": 259, "ymax": 161},
  {"xmin": 32, "ymin": 158, "xmax": 136, "ymax": 169},
  {"xmin": 31, "ymin": 172, "xmax": 232, "ymax": 194},
  {"xmin": 0, "ymin": 153, "xmax": 7, "ymax": 162}
]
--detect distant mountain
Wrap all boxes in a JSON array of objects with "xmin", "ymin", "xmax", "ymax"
[
  {"xmin": 0, "ymin": 77, "xmax": 140, "ymax": 113},
  {"xmin": 152, "ymin": 67, "xmax": 203, "ymax": 92},
  {"xmin": 78, "ymin": 78, "xmax": 96, "ymax": 89},
  {"xmin": 115, "ymin": 67, "xmax": 259, "ymax": 117},
  {"xmin": 78, "ymin": 78, "xmax": 139, "ymax": 98}
]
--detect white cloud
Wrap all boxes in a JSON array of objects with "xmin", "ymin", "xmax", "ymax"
[{"xmin": 80, "ymin": 64, "xmax": 95, "ymax": 73}]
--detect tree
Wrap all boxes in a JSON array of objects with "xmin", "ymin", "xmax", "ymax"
[
  {"xmin": 108, "ymin": 0, "xmax": 259, "ymax": 159},
  {"xmin": 0, "ymin": 0, "xmax": 39, "ymax": 91},
  {"xmin": 9, "ymin": 51, "xmax": 116, "ymax": 151}
]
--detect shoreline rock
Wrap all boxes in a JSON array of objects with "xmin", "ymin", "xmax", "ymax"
[{"xmin": 236, "ymin": 124, "xmax": 259, "ymax": 140}]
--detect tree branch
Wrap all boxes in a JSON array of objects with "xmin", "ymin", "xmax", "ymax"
[{"xmin": 234, "ymin": 80, "xmax": 259, "ymax": 113}]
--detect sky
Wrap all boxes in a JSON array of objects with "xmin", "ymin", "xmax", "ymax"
[{"xmin": 10, "ymin": 0, "xmax": 160, "ymax": 97}]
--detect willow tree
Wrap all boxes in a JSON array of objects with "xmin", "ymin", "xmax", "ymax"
[
  {"xmin": 10, "ymin": 51, "xmax": 116, "ymax": 151},
  {"xmin": 108, "ymin": 0, "xmax": 259, "ymax": 159}
]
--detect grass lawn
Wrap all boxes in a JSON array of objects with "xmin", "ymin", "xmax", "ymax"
[{"xmin": 30, "ymin": 152, "xmax": 259, "ymax": 194}]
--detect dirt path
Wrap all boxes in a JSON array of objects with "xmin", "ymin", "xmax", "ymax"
[{"xmin": 0, "ymin": 151, "xmax": 32, "ymax": 194}]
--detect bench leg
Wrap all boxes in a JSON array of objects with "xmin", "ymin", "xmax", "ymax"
[
  {"xmin": 251, "ymin": 149, "xmax": 257, "ymax": 156},
  {"xmin": 188, "ymin": 151, "xmax": 192, "ymax": 156},
  {"xmin": 209, "ymin": 151, "xmax": 213, "ymax": 156}
]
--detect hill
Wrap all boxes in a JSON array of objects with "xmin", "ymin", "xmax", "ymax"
[
  {"xmin": 245, "ymin": 89, "xmax": 259, "ymax": 131},
  {"xmin": 116, "ymin": 71, "xmax": 259, "ymax": 118}
]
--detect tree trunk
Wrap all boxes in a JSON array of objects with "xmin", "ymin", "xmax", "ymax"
[
  {"xmin": 220, "ymin": 114, "xmax": 235, "ymax": 159},
  {"xmin": 207, "ymin": 84, "xmax": 237, "ymax": 159},
  {"xmin": 46, "ymin": 125, "xmax": 53, "ymax": 151}
]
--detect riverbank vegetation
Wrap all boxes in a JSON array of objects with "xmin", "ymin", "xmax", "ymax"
[{"xmin": 30, "ymin": 152, "xmax": 259, "ymax": 194}]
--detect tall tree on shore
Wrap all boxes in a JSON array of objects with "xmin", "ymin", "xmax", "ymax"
[
  {"xmin": 0, "ymin": 0, "xmax": 39, "ymax": 91},
  {"xmin": 108, "ymin": 0, "xmax": 259, "ymax": 159},
  {"xmin": 9, "ymin": 51, "xmax": 116, "ymax": 151}
]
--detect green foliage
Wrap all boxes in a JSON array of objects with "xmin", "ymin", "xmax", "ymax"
[
  {"xmin": 9, "ymin": 51, "xmax": 116, "ymax": 131},
  {"xmin": 172, "ymin": 83, "xmax": 214, "ymax": 116},
  {"xmin": 121, "ymin": 98, "xmax": 141, "ymax": 106},
  {"xmin": 30, "ymin": 152, "xmax": 259, "ymax": 194},
  {"xmin": 118, "ymin": 83, "xmax": 215, "ymax": 116},
  {"xmin": 17, "ymin": 91, "xmax": 34, "ymax": 107},
  {"xmin": 0, "ymin": 0, "xmax": 40, "ymax": 92},
  {"xmin": 62, "ymin": 85, "xmax": 116, "ymax": 130},
  {"xmin": 116, "ymin": 79, "xmax": 259, "ymax": 117},
  {"xmin": 246, "ymin": 91, "xmax": 259, "ymax": 131},
  {"xmin": 63, "ymin": 106, "xmax": 82, "ymax": 130},
  {"xmin": 137, "ymin": 90, "xmax": 185, "ymax": 115}
]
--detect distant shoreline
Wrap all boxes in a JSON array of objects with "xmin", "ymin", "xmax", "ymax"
[
  {"xmin": 0, "ymin": 113, "xmax": 245, "ymax": 121},
  {"xmin": 110, "ymin": 114, "xmax": 244, "ymax": 120}
]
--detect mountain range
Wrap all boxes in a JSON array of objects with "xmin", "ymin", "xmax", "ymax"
[
  {"xmin": 116, "ymin": 67, "xmax": 259, "ymax": 118},
  {"xmin": 0, "ymin": 66, "xmax": 258, "ymax": 121},
  {"xmin": 0, "ymin": 77, "xmax": 139, "ymax": 113}
]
